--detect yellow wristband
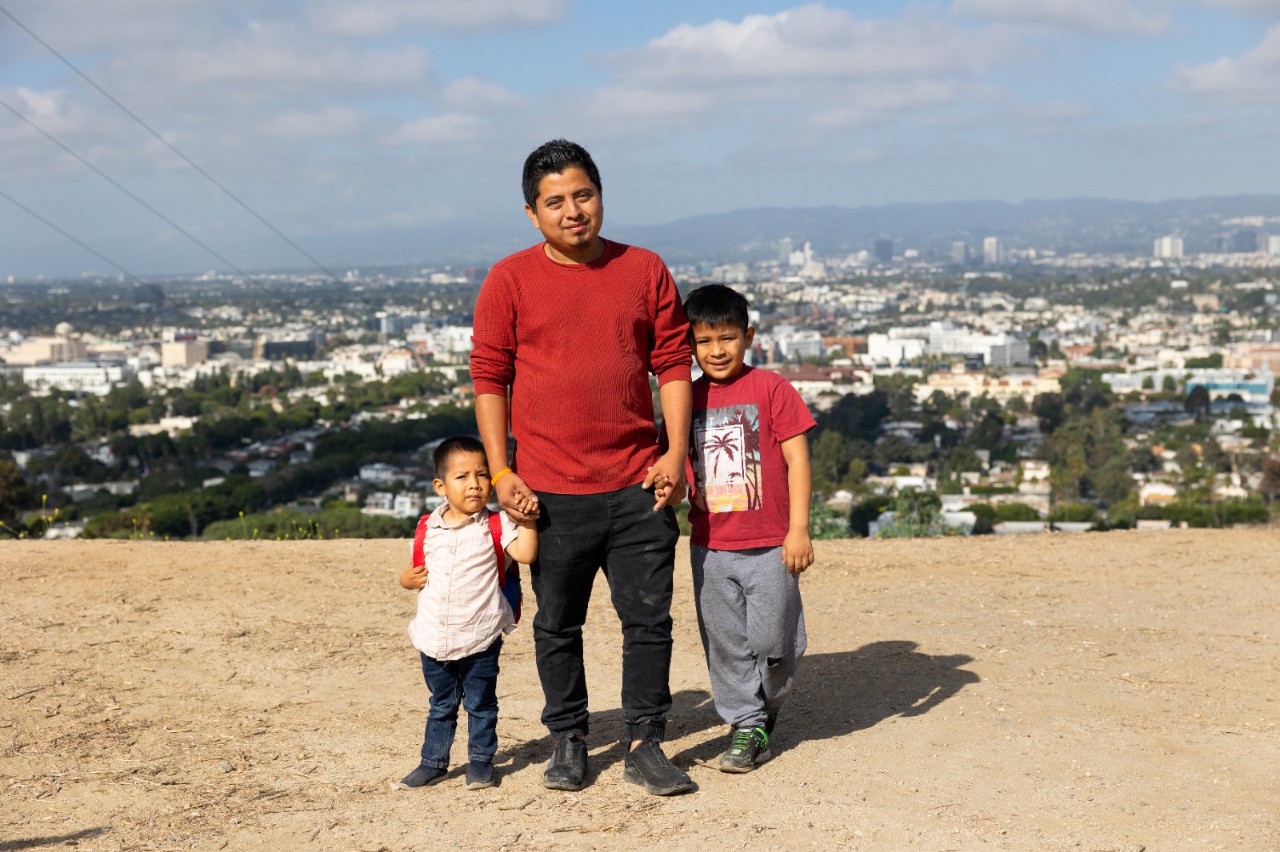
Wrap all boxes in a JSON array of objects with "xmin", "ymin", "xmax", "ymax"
[{"xmin": 491, "ymin": 467, "xmax": 513, "ymax": 486}]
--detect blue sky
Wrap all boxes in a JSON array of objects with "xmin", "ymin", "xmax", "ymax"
[{"xmin": 2, "ymin": 0, "xmax": 1279, "ymax": 279}]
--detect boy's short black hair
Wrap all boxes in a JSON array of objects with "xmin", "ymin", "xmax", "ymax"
[
  {"xmin": 522, "ymin": 139, "xmax": 603, "ymax": 208},
  {"xmin": 683, "ymin": 284, "xmax": 750, "ymax": 333},
  {"xmin": 433, "ymin": 435, "xmax": 486, "ymax": 477}
]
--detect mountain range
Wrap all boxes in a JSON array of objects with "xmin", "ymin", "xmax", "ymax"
[{"xmin": 603, "ymin": 194, "xmax": 1280, "ymax": 266}]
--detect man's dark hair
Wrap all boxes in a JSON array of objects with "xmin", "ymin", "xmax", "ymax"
[
  {"xmin": 683, "ymin": 284, "xmax": 750, "ymax": 333},
  {"xmin": 433, "ymin": 435, "xmax": 486, "ymax": 476},
  {"xmin": 522, "ymin": 139, "xmax": 603, "ymax": 208}
]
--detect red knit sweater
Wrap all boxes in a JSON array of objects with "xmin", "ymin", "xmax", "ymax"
[{"xmin": 470, "ymin": 239, "xmax": 692, "ymax": 494}]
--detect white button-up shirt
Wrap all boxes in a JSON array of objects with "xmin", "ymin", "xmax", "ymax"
[{"xmin": 407, "ymin": 504, "xmax": 518, "ymax": 661}]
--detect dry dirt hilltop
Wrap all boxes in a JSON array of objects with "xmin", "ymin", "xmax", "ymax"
[{"xmin": 3, "ymin": 530, "xmax": 1278, "ymax": 851}]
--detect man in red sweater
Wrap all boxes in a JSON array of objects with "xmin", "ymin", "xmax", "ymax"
[{"xmin": 470, "ymin": 139, "xmax": 694, "ymax": 796}]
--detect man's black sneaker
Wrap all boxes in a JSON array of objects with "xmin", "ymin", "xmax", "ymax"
[
  {"xmin": 543, "ymin": 733, "xmax": 587, "ymax": 791},
  {"xmin": 718, "ymin": 726, "xmax": 771, "ymax": 773},
  {"xmin": 622, "ymin": 739, "xmax": 693, "ymax": 795},
  {"xmin": 465, "ymin": 760, "xmax": 495, "ymax": 790}
]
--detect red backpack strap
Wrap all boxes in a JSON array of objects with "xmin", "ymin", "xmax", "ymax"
[
  {"xmin": 488, "ymin": 510, "xmax": 506, "ymax": 585},
  {"xmin": 412, "ymin": 514, "xmax": 429, "ymax": 573}
]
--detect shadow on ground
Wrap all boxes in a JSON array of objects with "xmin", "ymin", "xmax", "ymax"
[
  {"xmin": 0, "ymin": 828, "xmax": 109, "ymax": 850},
  {"xmin": 482, "ymin": 687, "xmax": 720, "ymax": 787},
  {"xmin": 673, "ymin": 639, "xmax": 980, "ymax": 765}
]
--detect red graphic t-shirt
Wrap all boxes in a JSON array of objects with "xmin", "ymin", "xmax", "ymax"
[{"xmin": 687, "ymin": 365, "xmax": 816, "ymax": 550}]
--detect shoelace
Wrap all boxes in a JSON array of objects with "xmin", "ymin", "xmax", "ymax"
[{"xmin": 731, "ymin": 727, "xmax": 766, "ymax": 752}]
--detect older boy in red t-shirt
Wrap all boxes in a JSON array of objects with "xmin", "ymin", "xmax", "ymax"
[{"xmin": 683, "ymin": 284, "xmax": 816, "ymax": 772}]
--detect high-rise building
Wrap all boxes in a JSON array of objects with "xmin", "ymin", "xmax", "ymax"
[
  {"xmin": 1153, "ymin": 235, "xmax": 1184, "ymax": 260},
  {"xmin": 873, "ymin": 239, "xmax": 893, "ymax": 264},
  {"xmin": 950, "ymin": 241, "xmax": 968, "ymax": 265},
  {"xmin": 982, "ymin": 236, "xmax": 1002, "ymax": 266},
  {"xmin": 1230, "ymin": 229, "xmax": 1259, "ymax": 253},
  {"xmin": 1266, "ymin": 235, "xmax": 1280, "ymax": 256}
]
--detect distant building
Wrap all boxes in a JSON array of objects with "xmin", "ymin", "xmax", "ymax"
[
  {"xmin": 982, "ymin": 236, "xmax": 1002, "ymax": 266},
  {"xmin": 1153, "ymin": 235, "xmax": 1184, "ymax": 260},
  {"xmin": 255, "ymin": 335, "xmax": 318, "ymax": 360},
  {"xmin": 22, "ymin": 360, "xmax": 132, "ymax": 395},
  {"xmin": 950, "ymin": 241, "xmax": 968, "ymax": 265},
  {"xmin": 5, "ymin": 324, "xmax": 89, "ymax": 365},
  {"xmin": 711, "ymin": 262, "xmax": 749, "ymax": 284},
  {"xmin": 873, "ymin": 239, "xmax": 893, "ymax": 265},
  {"xmin": 1229, "ymin": 229, "xmax": 1259, "ymax": 254},
  {"xmin": 161, "ymin": 340, "xmax": 209, "ymax": 368}
]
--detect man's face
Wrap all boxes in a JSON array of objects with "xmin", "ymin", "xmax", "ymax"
[{"xmin": 524, "ymin": 166, "xmax": 603, "ymax": 264}]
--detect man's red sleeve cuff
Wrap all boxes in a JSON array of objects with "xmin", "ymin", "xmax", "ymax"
[{"xmin": 655, "ymin": 365, "xmax": 692, "ymax": 386}]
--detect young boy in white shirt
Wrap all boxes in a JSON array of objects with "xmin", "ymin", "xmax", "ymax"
[{"xmin": 398, "ymin": 436, "xmax": 537, "ymax": 789}]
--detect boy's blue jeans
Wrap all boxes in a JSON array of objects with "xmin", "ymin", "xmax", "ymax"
[
  {"xmin": 531, "ymin": 484, "xmax": 679, "ymax": 744},
  {"xmin": 417, "ymin": 636, "xmax": 502, "ymax": 770}
]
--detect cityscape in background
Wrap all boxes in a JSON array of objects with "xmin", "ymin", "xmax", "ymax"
[{"xmin": 3, "ymin": 202, "xmax": 1280, "ymax": 539}]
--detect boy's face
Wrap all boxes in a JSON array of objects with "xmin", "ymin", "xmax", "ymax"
[
  {"xmin": 524, "ymin": 166, "xmax": 603, "ymax": 264},
  {"xmin": 692, "ymin": 321, "xmax": 755, "ymax": 384},
  {"xmin": 433, "ymin": 450, "xmax": 491, "ymax": 518}
]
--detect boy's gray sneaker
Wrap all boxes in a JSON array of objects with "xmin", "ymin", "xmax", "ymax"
[
  {"xmin": 622, "ymin": 739, "xmax": 693, "ymax": 796},
  {"xmin": 543, "ymin": 732, "xmax": 587, "ymax": 791},
  {"xmin": 718, "ymin": 726, "xmax": 771, "ymax": 773}
]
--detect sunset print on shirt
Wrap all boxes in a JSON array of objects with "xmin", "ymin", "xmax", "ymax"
[{"xmin": 692, "ymin": 403, "xmax": 761, "ymax": 513}]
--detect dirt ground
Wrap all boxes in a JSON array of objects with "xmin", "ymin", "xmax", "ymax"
[{"xmin": 3, "ymin": 530, "xmax": 1277, "ymax": 851}]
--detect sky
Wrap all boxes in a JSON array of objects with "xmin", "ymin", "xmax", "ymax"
[{"xmin": 2, "ymin": 0, "xmax": 1280, "ymax": 280}]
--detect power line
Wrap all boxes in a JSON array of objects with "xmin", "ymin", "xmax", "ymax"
[
  {"xmin": 0, "ymin": 3, "xmax": 343, "ymax": 282},
  {"xmin": 0, "ymin": 95, "xmax": 256, "ymax": 279},
  {"xmin": 0, "ymin": 186, "xmax": 138, "ymax": 280}
]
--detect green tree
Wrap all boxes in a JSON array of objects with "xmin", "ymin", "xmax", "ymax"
[
  {"xmin": 1258, "ymin": 457, "xmax": 1280, "ymax": 520},
  {"xmin": 810, "ymin": 429, "xmax": 867, "ymax": 495},
  {"xmin": 1184, "ymin": 385, "xmax": 1211, "ymax": 421},
  {"xmin": 877, "ymin": 488, "xmax": 946, "ymax": 538},
  {"xmin": 0, "ymin": 452, "xmax": 35, "ymax": 531}
]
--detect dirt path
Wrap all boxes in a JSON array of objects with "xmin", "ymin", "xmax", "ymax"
[{"xmin": 3, "ymin": 530, "xmax": 1277, "ymax": 850}]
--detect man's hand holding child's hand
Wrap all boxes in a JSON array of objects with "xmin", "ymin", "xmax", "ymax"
[
  {"xmin": 644, "ymin": 453, "xmax": 687, "ymax": 511},
  {"xmin": 495, "ymin": 473, "xmax": 540, "ymax": 521}
]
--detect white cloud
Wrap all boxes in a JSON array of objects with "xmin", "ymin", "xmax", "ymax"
[
  {"xmin": 390, "ymin": 112, "xmax": 482, "ymax": 146},
  {"xmin": 1, "ymin": 0, "xmax": 244, "ymax": 54},
  {"xmin": 1175, "ymin": 22, "xmax": 1280, "ymax": 104},
  {"xmin": 571, "ymin": 3, "xmax": 1028, "ymax": 144},
  {"xmin": 309, "ymin": 0, "xmax": 571, "ymax": 38},
  {"xmin": 440, "ymin": 78, "xmax": 528, "ymax": 112},
  {"xmin": 952, "ymin": 0, "xmax": 1171, "ymax": 36},
  {"xmin": 810, "ymin": 80, "xmax": 966, "ymax": 129},
  {"xmin": 1199, "ymin": 0, "xmax": 1280, "ymax": 14},
  {"xmin": 108, "ymin": 26, "xmax": 432, "ymax": 109},
  {"xmin": 1013, "ymin": 100, "xmax": 1096, "ymax": 136},
  {"xmin": 263, "ymin": 105, "xmax": 366, "ymax": 139},
  {"xmin": 611, "ymin": 4, "xmax": 1024, "ymax": 85}
]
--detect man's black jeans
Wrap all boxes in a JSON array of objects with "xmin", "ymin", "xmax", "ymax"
[{"xmin": 531, "ymin": 484, "xmax": 679, "ymax": 744}]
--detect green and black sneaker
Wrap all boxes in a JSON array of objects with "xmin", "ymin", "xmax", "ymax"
[{"xmin": 718, "ymin": 725, "xmax": 771, "ymax": 773}]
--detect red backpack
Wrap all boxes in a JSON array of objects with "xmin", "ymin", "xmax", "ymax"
[{"xmin": 411, "ymin": 510, "xmax": 522, "ymax": 623}]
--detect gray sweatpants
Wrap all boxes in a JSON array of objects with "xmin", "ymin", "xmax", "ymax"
[{"xmin": 690, "ymin": 544, "xmax": 808, "ymax": 730}]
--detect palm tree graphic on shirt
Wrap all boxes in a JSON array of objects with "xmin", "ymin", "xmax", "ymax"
[
  {"xmin": 706, "ymin": 431, "xmax": 737, "ymax": 478},
  {"xmin": 693, "ymin": 403, "xmax": 761, "ymax": 512}
]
